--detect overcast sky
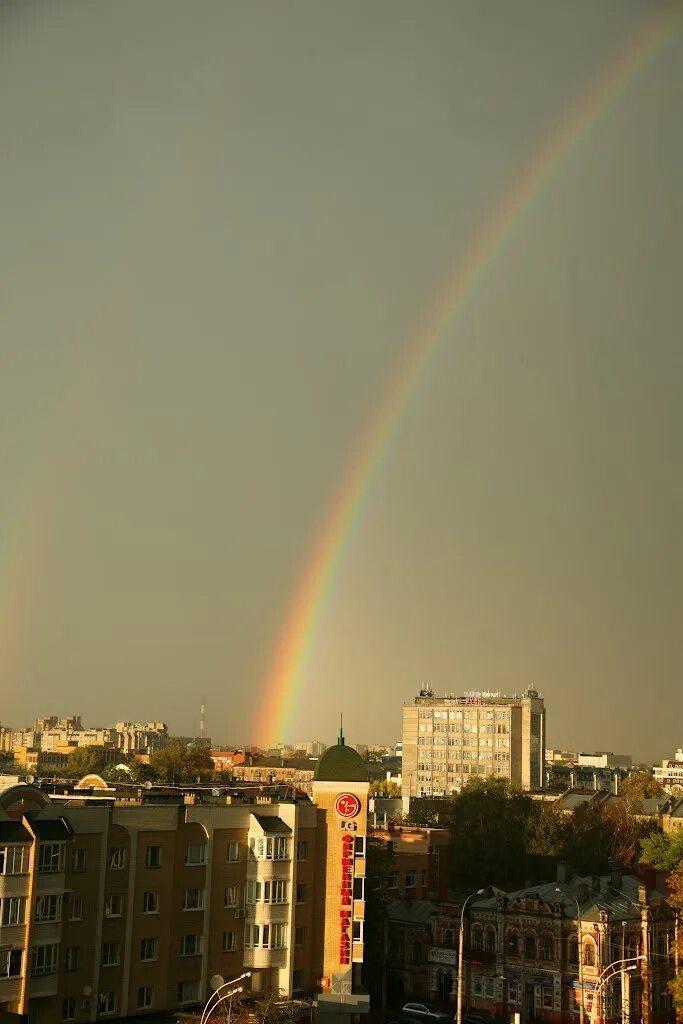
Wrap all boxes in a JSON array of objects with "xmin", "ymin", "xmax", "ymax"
[{"xmin": 1, "ymin": 1, "xmax": 681, "ymax": 761}]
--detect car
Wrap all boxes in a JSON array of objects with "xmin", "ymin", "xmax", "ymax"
[
  {"xmin": 400, "ymin": 1003, "xmax": 453, "ymax": 1024},
  {"xmin": 462, "ymin": 1013, "xmax": 493, "ymax": 1024}
]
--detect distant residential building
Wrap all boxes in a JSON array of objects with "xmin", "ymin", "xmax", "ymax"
[
  {"xmin": 210, "ymin": 749, "xmax": 250, "ymax": 771},
  {"xmin": 370, "ymin": 823, "xmax": 450, "ymax": 901},
  {"xmin": 293, "ymin": 740, "xmax": 327, "ymax": 757},
  {"xmin": 402, "ymin": 687, "xmax": 546, "ymax": 796},
  {"xmin": 394, "ymin": 740, "xmax": 403, "ymax": 757},
  {"xmin": 231, "ymin": 757, "xmax": 319, "ymax": 794},
  {"xmin": 577, "ymin": 751, "xmax": 632, "ymax": 770},
  {"xmin": 653, "ymin": 747, "xmax": 683, "ymax": 793}
]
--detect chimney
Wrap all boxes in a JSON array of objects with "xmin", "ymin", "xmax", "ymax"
[
  {"xmin": 557, "ymin": 861, "xmax": 570, "ymax": 884},
  {"xmin": 638, "ymin": 883, "xmax": 648, "ymax": 907}
]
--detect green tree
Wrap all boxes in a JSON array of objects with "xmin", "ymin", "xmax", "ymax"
[
  {"xmin": 60, "ymin": 745, "xmax": 107, "ymax": 779},
  {"xmin": 362, "ymin": 837, "xmax": 393, "ymax": 1008},
  {"xmin": 149, "ymin": 738, "xmax": 212, "ymax": 784},
  {"xmin": 640, "ymin": 829, "xmax": 683, "ymax": 872},
  {"xmin": 369, "ymin": 779, "xmax": 401, "ymax": 797}
]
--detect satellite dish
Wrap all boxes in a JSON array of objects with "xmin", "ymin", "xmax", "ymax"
[
  {"xmin": 210, "ymin": 975, "xmax": 224, "ymax": 992},
  {"xmin": 26, "ymin": 775, "xmax": 35, "ymax": 785},
  {"xmin": 212, "ymin": 788, "xmax": 220, "ymax": 798},
  {"xmin": 144, "ymin": 781, "xmax": 153, "ymax": 790}
]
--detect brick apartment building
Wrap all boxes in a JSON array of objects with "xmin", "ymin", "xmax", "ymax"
[{"xmin": 0, "ymin": 737, "xmax": 370, "ymax": 1024}]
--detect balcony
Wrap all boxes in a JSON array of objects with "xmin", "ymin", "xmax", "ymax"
[
  {"xmin": 242, "ymin": 947, "xmax": 288, "ymax": 969},
  {"xmin": 0, "ymin": 975, "xmax": 22, "ymax": 1005},
  {"xmin": 30, "ymin": 973, "xmax": 59, "ymax": 998}
]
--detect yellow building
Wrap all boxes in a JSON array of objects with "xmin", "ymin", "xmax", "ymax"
[{"xmin": 0, "ymin": 737, "xmax": 369, "ymax": 1024}]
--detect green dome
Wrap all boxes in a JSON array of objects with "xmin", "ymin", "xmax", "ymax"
[{"xmin": 314, "ymin": 742, "xmax": 368, "ymax": 783}]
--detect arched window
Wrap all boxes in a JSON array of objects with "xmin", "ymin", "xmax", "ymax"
[
  {"xmin": 485, "ymin": 927, "xmax": 497, "ymax": 953},
  {"xmin": 568, "ymin": 938, "xmax": 579, "ymax": 964},
  {"xmin": 412, "ymin": 941, "xmax": 422, "ymax": 964},
  {"xmin": 443, "ymin": 928, "xmax": 456, "ymax": 949},
  {"xmin": 524, "ymin": 935, "xmax": 537, "ymax": 960},
  {"xmin": 507, "ymin": 931, "xmax": 519, "ymax": 956},
  {"xmin": 627, "ymin": 935, "xmax": 640, "ymax": 960},
  {"xmin": 471, "ymin": 925, "xmax": 484, "ymax": 951},
  {"xmin": 583, "ymin": 941, "xmax": 596, "ymax": 968},
  {"xmin": 540, "ymin": 933, "xmax": 554, "ymax": 962}
]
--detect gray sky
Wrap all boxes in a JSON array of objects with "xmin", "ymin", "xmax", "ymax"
[{"xmin": 1, "ymin": 1, "xmax": 681, "ymax": 761}]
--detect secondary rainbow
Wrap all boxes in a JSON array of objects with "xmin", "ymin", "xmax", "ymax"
[{"xmin": 254, "ymin": 6, "xmax": 681, "ymax": 749}]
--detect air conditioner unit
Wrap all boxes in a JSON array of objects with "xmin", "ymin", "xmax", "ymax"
[
  {"xmin": 234, "ymin": 908, "xmax": 244, "ymax": 918},
  {"xmin": 80, "ymin": 999, "xmax": 92, "ymax": 1010}
]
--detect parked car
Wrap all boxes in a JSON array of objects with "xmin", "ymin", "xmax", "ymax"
[
  {"xmin": 462, "ymin": 1013, "xmax": 493, "ymax": 1024},
  {"xmin": 400, "ymin": 1003, "xmax": 453, "ymax": 1024}
]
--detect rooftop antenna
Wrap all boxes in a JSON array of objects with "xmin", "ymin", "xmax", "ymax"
[{"xmin": 338, "ymin": 714, "xmax": 345, "ymax": 746}]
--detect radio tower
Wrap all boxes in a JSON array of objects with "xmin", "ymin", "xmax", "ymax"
[{"xmin": 199, "ymin": 697, "xmax": 206, "ymax": 742}]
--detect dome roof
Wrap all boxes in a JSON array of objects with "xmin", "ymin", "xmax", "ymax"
[{"xmin": 314, "ymin": 741, "xmax": 367, "ymax": 783}]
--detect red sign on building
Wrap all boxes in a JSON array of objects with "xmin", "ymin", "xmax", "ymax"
[
  {"xmin": 336, "ymin": 793, "xmax": 361, "ymax": 818},
  {"xmin": 339, "ymin": 832, "xmax": 354, "ymax": 964}
]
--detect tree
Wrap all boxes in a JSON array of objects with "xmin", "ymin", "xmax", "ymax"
[
  {"xmin": 369, "ymin": 779, "xmax": 401, "ymax": 798},
  {"xmin": 362, "ymin": 838, "xmax": 393, "ymax": 1008},
  {"xmin": 640, "ymin": 829, "xmax": 683, "ymax": 872},
  {"xmin": 60, "ymin": 745, "xmax": 107, "ymax": 779},
  {"xmin": 149, "ymin": 738, "xmax": 213, "ymax": 784},
  {"xmin": 619, "ymin": 772, "xmax": 665, "ymax": 807}
]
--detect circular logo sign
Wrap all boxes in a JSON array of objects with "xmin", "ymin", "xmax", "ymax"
[{"xmin": 335, "ymin": 793, "xmax": 361, "ymax": 818}]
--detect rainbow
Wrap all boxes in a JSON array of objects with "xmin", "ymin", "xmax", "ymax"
[{"xmin": 254, "ymin": 6, "xmax": 681, "ymax": 748}]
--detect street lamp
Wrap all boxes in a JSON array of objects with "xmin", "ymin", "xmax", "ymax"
[
  {"xmin": 456, "ymin": 889, "xmax": 487, "ymax": 1024},
  {"xmin": 588, "ymin": 958, "xmax": 645, "ymax": 1024},
  {"xmin": 557, "ymin": 887, "xmax": 585, "ymax": 1024},
  {"xmin": 200, "ymin": 972, "xmax": 252, "ymax": 1024}
]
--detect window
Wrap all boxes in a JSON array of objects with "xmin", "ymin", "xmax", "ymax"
[
  {"xmin": 227, "ymin": 841, "xmax": 240, "ymax": 862},
  {"xmin": 69, "ymin": 894, "xmax": 83, "ymax": 921},
  {"xmin": 471, "ymin": 926, "xmax": 484, "ymax": 952},
  {"xmin": 540, "ymin": 934, "xmax": 554, "ymax": 961},
  {"xmin": 353, "ymin": 877, "xmax": 365, "ymax": 901},
  {"xmin": 101, "ymin": 942, "xmax": 120, "ymax": 967},
  {"xmin": 109, "ymin": 847, "xmax": 125, "ymax": 870},
  {"xmin": 264, "ymin": 923, "xmax": 287, "ymax": 949},
  {"xmin": 35, "ymin": 894, "xmax": 61, "ymax": 923},
  {"xmin": 38, "ymin": 843, "xmax": 64, "ymax": 873},
  {"xmin": 31, "ymin": 944, "xmax": 59, "ymax": 976},
  {"xmin": 183, "ymin": 888, "xmax": 204, "ymax": 911},
  {"xmin": 62, "ymin": 997, "xmax": 77, "ymax": 1021},
  {"xmin": 145, "ymin": 845, "xmax": 162, "ymax": 869},
  {"xmin": 388, "ymin": 872, "xmax": 398, "ymax": 890},
  {"xmin": 295, "ymin": 926, "xmax": 305, "ymax": 947},
  {"xmin": 224, "ymin": 885, "xmax": 239, "ymax": 908},
  {"xmin": 293, "ymin": 969, "xmax": 304, "ymax": 991},
  {"xmin": 352, "ymin": 921, "xmax": 364, "ymax": 943},
  {"xmin": 524, "ymin": 935, "xmax": 536, "ymax": 960},
  {"xmin": 71, "ymin": 848, "xmax": 86, "ymax": 872},
  {"xmin": 138, "ymin": 986, "xmax": 154, "ymax": 1010},
  {"xmin": 186, "ymin": 843, "xmax": 207, "ymax": 866},
  {"xmin": 508, "ymin": 982, "xmax": 519, "ymax": 1004},
  {"xmin": 64, "ymin": 946, "xmax": 81, "ymax": 972},
  {"xmin": 543, "ymin": 990, "xmax": 554, "ymax": 1009},
  {"xmin": 222, "ymin": 931, "xmax": 236, "ymax": 952},
  {"xmin": 354, "ymin": 835, "xmax": 366, "ymax": 856},
  {"xmin": 1, "ymin": 897, "xmax": 26, "ymax": 926},
  {"xmin": 143, "ymin": 890, "xmax": 159, "ymax": 914},
  {"xmin": 485, "ymin": 928, "xmax": 497, "ymax": 953},
  {"xmin": 568, "ymin": 938, "xmax": 578, "ymax": 964},
  {"xmin": 105, "ymin": 893, "xmax": 124, "ymax": 917},
  {"xmin": 140, "ymin": 938, "xmax": 158, "ymax": 962},
  {"xmin": 0, "ymin": 845, "xmax": 30, "ymax": 875},
  {"xmin": 420, "ymin": 869, "xmax": 427, "ymax": 887},
  {"xmin": 296, "ymin": 840, "xmax": 308, "ymax": 861},
  {"xmin": 264, "ymin": 880, "xmax": 288, "ymax": 904},
  {"xmin": 507, "ymin": 931, "xmax": 519, "ymax": 956},
  {"xmin": 178, "ymin": 980, "xmax": 199, "ymax": 1005},
  {"xmin": 296, "ymin": 883, "xmax": 307, "ymax": 904},
  {"xmin": 1, "ymin": 948, "xmax": 23, "ymax": 978},
  {"xmin": 405, "ymin": 871, "xmax": 416, "ymax": 889},
  {"xmin": 584, "ymin": 942, "xmax": 596, "ymax": 967},
  {"xmin": 244, "ymin": 924, "xmax": 260, "ymax": 948},
  {"xmin": 180, "ymin": 934, "xmax": 202, "ymax": 957},
  {"xmin": 98, "ymin": 992, "xmax": 117, "ymax": 1016}
]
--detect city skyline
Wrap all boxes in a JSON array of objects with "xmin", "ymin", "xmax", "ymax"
[{"xmin": 1, "ymin": 1, "xmax": 682, "ymax": 761}]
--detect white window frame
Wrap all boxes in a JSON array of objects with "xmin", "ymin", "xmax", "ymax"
[
  {"xmin": 108, "ymin": 847, "xmax": 126, "ymax": 870},
  {"xmin": 137, "ymin": 985, "xmax": 154, "ymax": 1010},
  {"xmin": 183, "ymin": 888, "xmax": 204, "ymax": 911},
  {"xmin": 105, "ymin": 893, "xmax": 124, "ymax": 918},
  {"xmin": 101, "ymin": 942, "xmax": 120, "ymax": 968},
  {"xmin": 224, "ymin": 885, "xmax": 239, "ymax": 908},
  {"xmin": 1, "ymin": 948, "xmax": 23, "ymax": 978},
  {"xmin": 69, "ymin": 894, "xmax": 83, "ymax": 921},
  {"xmin": 186, "ymin": 843, "xmax": 207, "ymax": 866},
  {"xmin": 296, "ymin": 840, "xmax": 308, "ymax": 861},
  {"xmin": 38, "ymin": 843, "xmax": 64, "ymax": 874},
  {"xmin": 98, "ymin": 992, "xmax": 117, "ymax": 1016},
  {"xmin": 1, "ymin": 896, "xmax": 26, "ymax": 926},
  {"xmin": 31, "ymin": 944, "xmax": 59, "ymax": 976},
  {"xmin": 180, "ymin": 934, "xmax": 202, "ymax": 957},
  {"xmin": 62, "ymin": 996, "xmax": 77, "ymax": 1021},
  {"xmin": 72, "ymin": 848, "xmax": 86, "ymax": 872},
  {"xmin": 145, "ymin": 845, "xmax": 162, "ymax": 869},
  {"xmin": 143, "ymin": 890, "xmax": 159, "ymax": 914},
  {"xmin": 35, "ymin": 894, "xmax": 61, "ymax": 923},
  {"xmin": 0, "ymin": 845, "xmax": 30, "ymax": 875},
  {"xmin": 178, "ymin": 980, "xmax": 199, "ymax": 1005},
  {"xmin": 64, "ymin": 946, "xmax": 81, "ymax": 972},
  {"xmin": 222, "ymin": 930, "xmax": 236, "ymax": 952},
  {"xmin": 140, "ymin": 937, "xmax": 158, "ymax": 962},
  {"xmin": 226, "ymin": 841, "xmax": 240, "ymax": 862}
]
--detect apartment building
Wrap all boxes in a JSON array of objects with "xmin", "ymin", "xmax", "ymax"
[
  {"xmin": 402, "ymin": 688, "xmax": 546, "ymax": 796},
  {"xmin": 0, "ymin": 737, "xmax": 369, "ymax": 1024},
  {"xmin": 369, "ymin": 825, "xmax": 450, "ymax": 901}
]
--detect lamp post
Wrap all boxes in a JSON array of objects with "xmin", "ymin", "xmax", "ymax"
[
  {"xmin": 588, "ymin": 958, "xmax": 644, "ymax": 1024},
  {"xmin": 200, "ymin": 972, "xmax": 252, "ymax": 1024},
  {"xmin": 557, "ymin": 887, "xmax": 585, "ymax": 1024},
  {"xmin": 456, "ymin": 889, "xmax": 486, "ymax": 1024}
]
